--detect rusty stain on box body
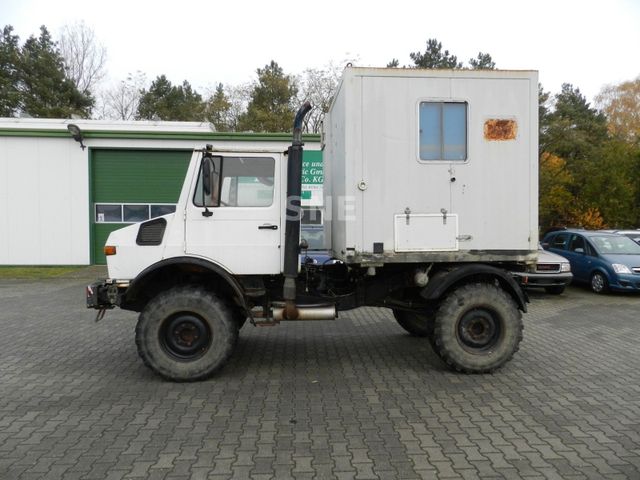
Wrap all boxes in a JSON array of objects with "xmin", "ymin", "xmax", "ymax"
[{"xmin": 484, "ymin": 119, "xmax": 517, "ymax": 141}]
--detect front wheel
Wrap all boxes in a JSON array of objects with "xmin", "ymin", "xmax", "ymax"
[
  {"xmin": 432, "ymin": 283, "xmax": 523, "ymax": 373},
  {"xmin": 590, "ymin": 272, "xmax": 608, "ymax": 294},
  {"xmin": 136, "ymin": 286, "xmax": 238, "ymax": 382},
  {"xmin": 392, "ymin": 310, "xmax": 434, "ymax": 337}
]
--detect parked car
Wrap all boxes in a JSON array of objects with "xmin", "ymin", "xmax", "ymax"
[
  {"xmin": 610, "ymin": 230, "xmax": 640, "ymax": 246},
  {"xmin": 300, "ymin": 224, "xmax": 339, "ymax": 266},
  {"xmin": 511, "ymin": 245, "xmax": 572, "ymax": 294},
  {"xmin": 542, "ymin": 229, "xmax": 640, "ymax": 293}
]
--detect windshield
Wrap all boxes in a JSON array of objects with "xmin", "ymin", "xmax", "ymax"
[
  {"xmin": 621, "ymin": 233, "xmax": 640, "ymax": 245},
  {"xmin": 590, "ymin": 235, "xmax": 640, "ymax": 255}
]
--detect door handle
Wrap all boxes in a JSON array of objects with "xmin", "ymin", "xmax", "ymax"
[{"xmin": 258, "ymin": 224, "xmax": 278, "ymax": 230}]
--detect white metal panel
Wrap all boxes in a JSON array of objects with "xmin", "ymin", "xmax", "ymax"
[
  {"xmin": 361, "ymin": 75, "xmax": 453, "ymax": 255},
  {"xmin": 184, "ymin": 153, "xmax": 283, "ymax": 275},
  {"xmin": 106, "ymin": 223, "xmax": 166, "ymax": 279},
  {"xmin": 394, "ymin": 214, "xmax": 458, "ymax": 252},
  {"xmin": 450, "ymin": 77, "xmax": 534, "ymax": 252},
  {"xmin": 0, "ymin": 137, "xmax": 90, "ymax": 265},
  {"xmin": 326, "ymin": 67, "xmax": 538, "ymax": 262},
  {"xmin": 0, "ymin": 138, "xmax": 8, "ymax": 263}
]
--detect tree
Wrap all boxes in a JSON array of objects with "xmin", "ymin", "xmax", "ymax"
[
  {"xmin": 386, "ymin": 58, "xmax": 400, "ymax": 68},
  {"xmin": 539, "ymin": 83, "xmax": 640, "ymax": 230},
  {"xmin": 98, "ymin": 71, "xmax": 146, "ymax": 120},
  {"xmin": 19, "ymin": 26, "xmax": 93, "ymax": 118},
  {"xmin": 58, "ymin": 21, "xmax": 107, "ymax": 97},
  {"xmin": 580, "ymin": 140, "xmax": 638, "ymax": 227},
  {"xmin": 541, "ymin": 83, "xmax": 608, "ymax": 183},
  {"xmin": 296, "ymin": 62, "xmax": 342, "ymax": 133},
  {"xmin": 595, "ymin": 77, "xmax": 640, "ymax": 144},
  {"xmin": 539, "ymin": 152, "xmax": 575, "ymax": 229},
  {"xmin": 222, "ymin": 83, "xmax": 252, "ymax": 132},
  {"xmin": 410, "ymin": 39, "xmax": 463, "ymax": 69},
  {"xmin": 204, "ymin": 83, "xmax": 232, "ymax": 131},
  {"xmin": 469, "ymin": 52, "xmax": 495, "ymax": 70},
  {"xmin": 239, "ymin": 61, "xmax": 298, "ymax": 132},
  {"xmin": 0, "ymin": 25, "xmax": 20, "ymax": 116},
  {"xmin": 137, "ymin": 75, "xmax": 205, "ymax": 121},
  {"xmin": 538, "ymin": 85, "xmax": 551, "ymax": 141}
]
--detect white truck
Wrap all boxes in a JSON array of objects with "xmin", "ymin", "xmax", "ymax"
[{"xmin": 87, "ymin": 67, "xmax": 538, "ymax": 381}]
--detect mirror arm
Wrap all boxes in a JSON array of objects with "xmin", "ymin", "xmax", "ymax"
[{"xmin": 200, "ymin": 154, "xmax": 215, "ymax": 217}]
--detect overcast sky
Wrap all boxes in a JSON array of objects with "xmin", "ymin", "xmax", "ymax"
[{"xmin": 2, "ymin": 0, "xmax": 639, "ymax": 103}]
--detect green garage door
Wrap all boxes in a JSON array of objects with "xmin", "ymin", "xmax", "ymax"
[{"xmin": 91, "ymin": 149, "xmax": 191, "ymax": 264}]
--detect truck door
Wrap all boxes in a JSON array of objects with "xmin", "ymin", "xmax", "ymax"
[{"xmin": 184, "ymin": 153, "xmax": 282, "ymax": 275}]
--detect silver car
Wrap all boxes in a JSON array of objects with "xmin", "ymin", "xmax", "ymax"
[{"xmin": 512, "ymin": 246, "xmax": 573, "ymax": 294}]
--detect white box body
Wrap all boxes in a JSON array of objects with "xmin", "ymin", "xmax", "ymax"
[{"xmin": 323, "ymin": 67, "xmax": 539, "ymax": 264}]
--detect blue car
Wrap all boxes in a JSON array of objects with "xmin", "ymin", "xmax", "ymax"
[{"xmin": 542, "ymin": 229, "xmax": 640, "ymax": 293}]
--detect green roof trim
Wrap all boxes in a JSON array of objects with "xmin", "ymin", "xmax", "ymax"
[{"xmin": 0, "ymin": 127, "xmax": 321, "ymax": 142}]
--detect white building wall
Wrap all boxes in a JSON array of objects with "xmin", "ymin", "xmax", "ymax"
[{"xmin": 0, "ymin": 136, "xmax": 90, "ymax": 265}]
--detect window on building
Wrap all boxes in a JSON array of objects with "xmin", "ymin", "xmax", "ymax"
[
  {"xmin": 96, "ymin": 204, "xmax": 122, "ymax": 223},
  {"xmin": 419, "ymin": 102, "xmax": 467, "ymax": 161},
  {"xmin": 123, "ymin": 204, "xmax": 149, "ymax": 223},
  {"xmin": 95, "ymin": 204, "xmax": 176, "ymax": 223}
]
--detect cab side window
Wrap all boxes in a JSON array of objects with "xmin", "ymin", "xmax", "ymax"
[{"xmin": 193, "ymin": 156, "xmax": 275, "ymax": 208}]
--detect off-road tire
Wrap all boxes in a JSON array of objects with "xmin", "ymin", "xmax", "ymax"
[
  {"xmin": 392, "ymin": 309, "xmax": 434, "ymax": 337},
  {"xmin": 432, "ymin": 283, "xmax": 523, "ymax": 373},
  {"xmin": 136, "ymin": 286, "xmax": 238, "ymax": 382},
  {"xmin": 231, "ymin": 309, "xmax": 248, "ymax": 330},
  {"xmin": 590, "ymin": 272, "xmax": 608, "ymax": 294},
  {"xmin": 544, "ymin": 285, "xmax": 565, "ymax": 295}
]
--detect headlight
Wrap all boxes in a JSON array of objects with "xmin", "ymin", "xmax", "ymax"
[
  {"xmin": 560, "ymin": 262, "xmax": 571, "ymax": 272},
  {"xmin": 612, "ymin": 263, "xmax": 632, "ymax": 274}
]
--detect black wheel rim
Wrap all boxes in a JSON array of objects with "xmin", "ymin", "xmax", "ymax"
[
  {"xmin": 457, "ymin": 308, "xmax": 501, "ymax": 352},
  {"xmin": 160, "ymin": 313, "xmax": 211, "ymax": 361}
]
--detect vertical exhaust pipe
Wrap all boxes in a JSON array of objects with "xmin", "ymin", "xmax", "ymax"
[{"xmin": 283, "ymin": 102, "xmax": 312, "ymax": 317}]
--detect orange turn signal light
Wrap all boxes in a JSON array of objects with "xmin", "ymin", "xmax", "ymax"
[{"xmin": 104, "ymin": 245, "xmax": 117, "ymax": 256}]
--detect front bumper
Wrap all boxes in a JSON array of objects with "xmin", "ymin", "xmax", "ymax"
[
  {"xmin": 610, "ymin": 273, "xmax": 640, "ymax": 291},
  {"xmin": 86, "ymin": 280, "xmax": 118, "ymax": 309},
  {"xmin": 511, "ymin": 271, "xmax": 573, "ymax": 289}
]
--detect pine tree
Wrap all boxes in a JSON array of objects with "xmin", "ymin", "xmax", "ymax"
[
  {"xmin": 19, "ymin": 26, "xmax": 93, "ymax": 118},
  {"xmin": 239, "ymin": 61, "xmax": 298, "ymax": 132}
]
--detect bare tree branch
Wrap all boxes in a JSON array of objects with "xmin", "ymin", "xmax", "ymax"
[
  {"xmin": 296, "ymin": 59, "xmax": 353, "ymax": 133},
  {"xmin": 58, "ymin": 21, "xmax": 107, "ymax": 96},
  {"xmin": 97, "ymin": 72, "xmax": 146, "ymax": 120}
]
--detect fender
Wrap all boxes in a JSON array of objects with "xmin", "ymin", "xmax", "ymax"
[
  {"xmin": 419, "ymin": 263, "xmax": 528, "ymax": 312},
  {"xmin": 122, "ymin": 256, "xmax": 248, "ymax": 312}
]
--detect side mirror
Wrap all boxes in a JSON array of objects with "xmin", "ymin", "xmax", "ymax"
[
  {"xmin": 541, "ymin": 242, "xmax": 550, "ymax": 249},
  {"xmin": 202, "ymin": 156, "xmax": 213, "ymax": 196},
  {"xmin": 200, "ymin": 155, "xmax": 216, "ymax": 217}
]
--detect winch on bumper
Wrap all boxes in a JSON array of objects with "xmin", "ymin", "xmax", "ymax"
[{"xmin": 86, "ymin": 280, "xmax": 121, "ymax": 309}]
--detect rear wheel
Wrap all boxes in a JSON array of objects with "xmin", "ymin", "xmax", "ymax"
[
  {"xmin": 590, "ymin": 272, "xmax": 608, "ymax": 294},
  {"xmin": 432, "ymin": 283, "xmax": 523, "ymax": 373},
  {"xmin": 392, "ymin": 310, "xmax": 434, "ymax": 337},
  {"xmin": 136, "ymin": 286, "xmax": 238, "ymax": 381}
]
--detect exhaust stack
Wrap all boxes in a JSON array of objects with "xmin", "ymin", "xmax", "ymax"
[{"xmin": 283, "ymin": 102, "xmax": 312, "ymax": 316}]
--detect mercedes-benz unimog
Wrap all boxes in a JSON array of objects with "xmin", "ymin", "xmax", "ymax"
[{"xmin": 87, "ymin": 67, "xmax": 539, "ymax": 381}]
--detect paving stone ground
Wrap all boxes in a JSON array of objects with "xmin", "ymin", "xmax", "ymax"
[{"xmin": 1, "ymin": 270, "xmax": 639, "ymax": 479}]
